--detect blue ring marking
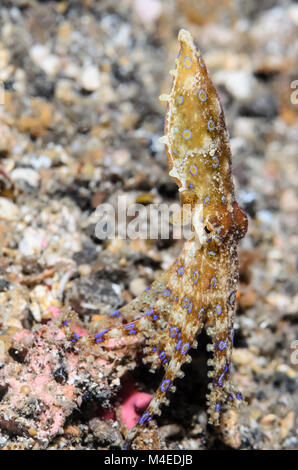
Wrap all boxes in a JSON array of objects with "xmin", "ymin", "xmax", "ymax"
[
  {"xmin": 176, "ymin": 339, "xmax": 182, "ymax": 350},
  {"xmin": 198, "ymin": 307, "xmax": 205, "ymax": 318},
  {"xmin": 210, "ymin": 276, "xmax": 217, "ymax": 288},
  {"xmin": 204, "ymin": 196, "xmax": 210, "ymax": 205},
  {"xmin": 124, "ymin": 323, "xmax": 135, "ymax": 330},
  {"xmin": 152, "ymin": 346, "xmax": 157, "ymax": 352},
  {"xmin": 192, "ymin": 269, "xmax": 199, "ymax": 283},
  {"xmin": 217, "ymin": 363, "xmax": 229, "ymax": 387},
  {"xmin": 153, "ymin": 314, "xmax": 158, "ymax": 321},
  {"xmin": 139, "ymin": 411, "xmax": 151, "ymax": 425},
  {"xmin": 182, "ymin": 129, "xmax": 192, "ymax": 140},
  {"xmin": 163, "ymin": 289, "xmax": 171, "ymax": 297},
  {"xmin": 187, "ymin": 301, "xmax": 193, "ymax": 313},
  {"xmin": 199, "ymin": 56, "xmax": 205, "ymax": 67},
  {"xmin": 182, "ymin": 297, "xmax": 189, "ymax": 309},
  {"xmin": 72, "ymin": 332, "xmax": 80, "ymax": 343},
  {"xmin": 175, "ymin": 296, "xmax": 179, "ymax": 302},
  {"xmin": 170, "ymin": 326, "xmax": 178, "ymax": 338},
  {"xmin": 146, "ymin": 308, "xmax": 154, "ymax": 316},
  {"xmin": 207, "ymin": 119, "xmax": 215, "ymax": 131},
  {"xmin": 221, "ymin": 195, "xmax": 227, "ymax": 203},
  {"xmin": 229, "ymin": 292, "xmax": 236, "ymax": 305},
  {"xmin": 228, "ymin": 395, "xmax": 233, "ymax": 401},
  {"xmin": 94, "ymin": 328, "xmax": 109, "ymax": 339},
  {"xmin": 208, "ymin": 250, "xmax": 216, "ymax": 257},
  {"xmin": 181, "ymin": 342, "xmax": 190, "ymax": 354},
  {"xmin": 129, "ymin": 329, "xmax": 136, "ymax": 335},
  {"xmin": 212, "ymin": 156, "xmax": 219, "ymax": 168},
  {"xmin": 183, "ymin": 56, "xmax": 193, "ymax": 68},
  {"xmin": 218, "ymin": 340, "xmax": 227, "ymax": 351},
  {"xmin": 215, "ymin": 403, "xmax": 221, "ymax": 412},
  {"xmin": 189, "ymin": 184, "xmax": 194, "ymax": 189},
  {"xmin": 236, "ymin": 393, "xmax": 242, "ymax": 400},
  {"xmin": 62, "ymin": 321, "xmax": 68, "ymax": 326},
  {"xmin": 145, "ymin": 286, "xmax": 150, "ymax": 291},
  {"xmin": 198, "ymin": 89, "xmax": 207, "ymax": 102},
  {"xmin": 163, "ymin": 358, "xmax": 168, "ymax": 364},
  {"xmin": 173, "ymin": 148, "xmax": 177, "ymax": 155},
  {"xmin": 189, "ymin": 164, "xmax": 198, "ymax": 175},
  {"xmin": 215, "ymin": 304, "xmax": 222, "ymax": 315},
  {"xmin": 218, "ymin": 373, "xmax": 225, "ymax": 387},
  {"xmin": 176, "ymin": 95, "xmax": 184, "ymax": 105},
  {"xmin": 178, "ymin": 266, "xmax": 184, "ymax": 275},
  {"xmin": 159, "ymin": 351, "xmax": 166, "ymax": 359},
  {"xmin": 160, "ymin": 379, "xmax": 171, "ymax": 392},
  {"xmin": 110, "ymin": 310, "xmax": 120, "ymax": 318}
]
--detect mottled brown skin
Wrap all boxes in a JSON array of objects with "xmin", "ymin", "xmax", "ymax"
[{"xmin": 60, "ymin": 29, "xmax": 248, "ymax": 449}]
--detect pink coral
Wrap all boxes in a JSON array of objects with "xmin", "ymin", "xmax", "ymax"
[{"xmin": 119, "ymin": 379, "xmax": 152, "ymax": 430}]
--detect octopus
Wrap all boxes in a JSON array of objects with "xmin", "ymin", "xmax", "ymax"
[{"xmin": 60, "ymin": 29, "xmax": 248, "ymax": 449}]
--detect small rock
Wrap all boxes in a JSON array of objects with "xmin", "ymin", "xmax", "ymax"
[
  {"xmin": 260, "ymin": 413, "xmax": 277, "ymax": 425},
  {"xmin": 133, "ymin": 0, "xmax": 162, "ymax": 24},
  {"xmin": 219, "ymin": 409, "xmax": 241, "ymax": 449},
  {"xmin": 280, "ymin": 189, "xmax": 298, "ymax": 213},
  {"xmin": 0, "ymin": 278, "xmax": 11, "ymax": 291},
  {"xmin": 31, "ymin": 155, "xmax": 52, "ymax": 170},
  {"xmin": 30, "ymin": 302, "xmax": 41, "ymax": 322},
  {"xmin": 55, "ymin": 79, "xmax": 78, "ymax": 103},
  {"xmin": 280, "ymin": 412, "xmax": 295, "ymax": 440},
  {"xmin": 17, "ymin": 99, "xmax": 53, "ymax": 137},
  {"xmin": 5, "ymin": 318, "xmax": 22, "ymax": 330},
  {"xmin": 80, "ymin": 66, "xmax": 101, "ymax": 91},
  {"xmin": 276, "ymin": 364, "xmax": 296, "ymax": 380},
  {"xmin": 78, "ymin": 264, "xmax": 92, "ymax": 277},
  {"xmin": 30, "ymin": 44, "xmax": 60, "ymax": 76},
  {"xmin": 159, "ymin": 424, "xmax": 181, "ymax": 439},
  {"xmin": 89, "ymin": 418, "xmax": 123, "ymax": 446},
  {"xmin": 129, "ymin": 278, "xmax": 147, "ymax": 297},
  {"xmin": 10, "ymin": 168, "xmax": 40, "ymax": 188},
  {"xmin": 214, "ymin": 70, "xmax": 256, "ymax": 101},
  {"xmin": 239, "ymin": 288, "xmax": 256, "ymax": 308},
  {"xmin": 64, "ymin": 424, "xmax": 81, "ymax": 437},
  {"xmin": 113, "ymin": 149, "xmax": 131, "ymax": 166},
  {"xmin": 0, "ymin": 197, "xmax": 19, "ymax": 221},
  {"xmin": 19, "ymin": 227, "xmax": 46, "ymax": 256}
]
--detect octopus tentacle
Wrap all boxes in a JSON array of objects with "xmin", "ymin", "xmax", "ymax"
[{"xmin": 125, "ymin": 300, "xmax": 205, "ymax": 448}]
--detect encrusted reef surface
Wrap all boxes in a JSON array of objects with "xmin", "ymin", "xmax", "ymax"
[{"xmin": 0, "ymin": 0, "xmax": 297, "ymax": 450}]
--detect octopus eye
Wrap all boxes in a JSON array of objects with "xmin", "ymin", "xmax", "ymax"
[{"xmin": 204, "ymin": 226, "xmax": 211, "ymax": 234}]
